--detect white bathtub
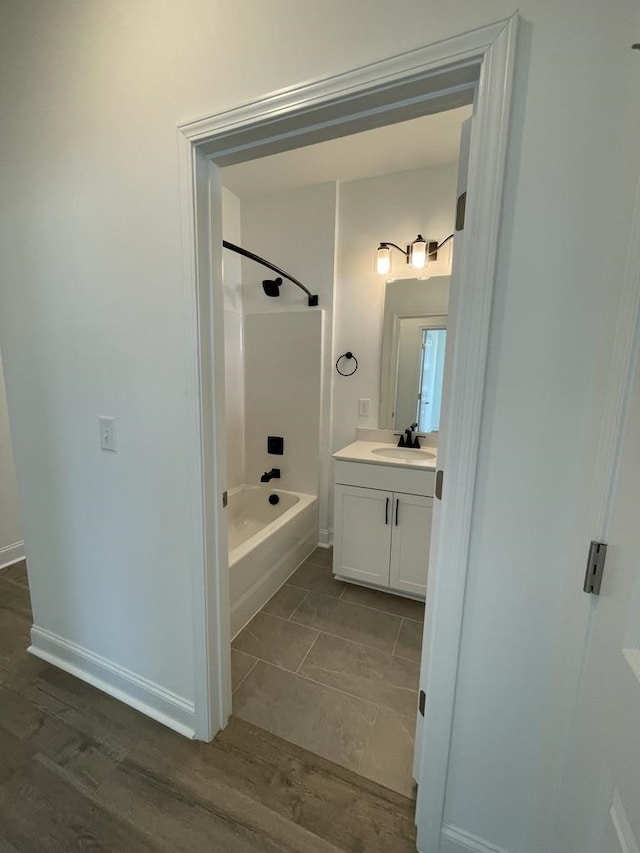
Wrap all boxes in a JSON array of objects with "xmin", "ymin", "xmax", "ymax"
[{"xmin": 228, "ymin": 485, "xmax": 318, "ymax": 637}]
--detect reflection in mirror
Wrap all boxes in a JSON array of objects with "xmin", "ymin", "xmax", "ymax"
[
  {"xmin": 395, "ymin": 320, "xmax": 447, "ymax": 431},
  {"xmin": 379, "ymin": 277, "xmax": 450, "ymax": 432},
  {"xmin": 418, "ymin": 328, "xmax": 446, "ymax": 431}
]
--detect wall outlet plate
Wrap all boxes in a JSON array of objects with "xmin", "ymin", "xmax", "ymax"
[{"xmin": 358, "ymin": 398, "xmax": 371, "ymax": 417}]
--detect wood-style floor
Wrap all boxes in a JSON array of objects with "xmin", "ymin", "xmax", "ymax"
[{"xmin": 0, "ymin": 560, "xmax": 418, "ymax": 852}]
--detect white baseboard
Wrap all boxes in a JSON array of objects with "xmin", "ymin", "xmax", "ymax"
[
  {"xmin": 29, "ymin": 625, "xmax": 196, "ymax": 738},
  {"xmin": 0, "ymin": 541, "xmax": 25, "ymax": 570},
  {"xmin": 439, "ymin": 824, "xmax": 511, "ymax": 853},
  {"xmin": 318, "ymin": 528, "xmax": 333, "ymax": 547}
]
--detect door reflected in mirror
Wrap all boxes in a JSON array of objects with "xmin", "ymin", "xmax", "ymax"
[
  {"xmin": 379, "ymin": 277, "xmax": 449, "ymax": 432},
  {"xmin": 418, "ymin": 326, "xmax": 446, "ymax": 432},
  {"xmin": 393, "ymin": 319, "xmax": 446, "ymax": 431}
]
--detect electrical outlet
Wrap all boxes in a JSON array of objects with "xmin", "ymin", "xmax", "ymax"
[
  {"xmin": 99, "ymin": 416, "xmax": 117, "ymax": 452},
  {"xmin": 358, "ymin": 398, "xmax": 371, "ymax": 417}
]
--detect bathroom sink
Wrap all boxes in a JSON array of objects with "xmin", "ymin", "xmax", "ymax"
[
  {"xmin": 372, "ymin": 447, "xmax": 435, "ymax": 461},
  {"xmin": 332, "ymin": 440, "xmax": 437, "ymax": 469}
]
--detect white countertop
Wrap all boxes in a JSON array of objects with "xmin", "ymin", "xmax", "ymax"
[{"xmin": 333, "ymin": 440, "xmax": 438, "ymax": 471}]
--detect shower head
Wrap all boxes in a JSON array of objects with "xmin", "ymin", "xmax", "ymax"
[{"xmin": 262, "ymin": 277, "xmax": 282, "ymax": 298}]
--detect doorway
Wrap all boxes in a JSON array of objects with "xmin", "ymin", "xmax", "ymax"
[
  {"xmin": 178, "ymin": 15, "xmax": 517, "ymax": 852},
  {"xmin": 218, "ymin": 111, "xmax": 465, "ymax": 797}
]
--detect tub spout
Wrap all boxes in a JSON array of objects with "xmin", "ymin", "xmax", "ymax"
[{"xmin": 260, "ymin": 468, "xmax": 281, "ymax": 483}]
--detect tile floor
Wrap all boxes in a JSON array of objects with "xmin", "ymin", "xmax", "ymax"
[{"xmin": 231, "ymin": 547, "xmax": 425, "ymax": 798}]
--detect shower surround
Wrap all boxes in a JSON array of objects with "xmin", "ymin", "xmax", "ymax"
[{"xmin": 222, "ymin": 185, "xmax": 324, "ymax": 631}]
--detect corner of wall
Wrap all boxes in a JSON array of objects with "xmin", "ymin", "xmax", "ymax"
[
  {"xmin": 0, "ymin": 541, "xmax": 25, "ymax": 571},
  {"xmin": 29, "ymin": 625, "xmax": 196, "ymax": 738}
]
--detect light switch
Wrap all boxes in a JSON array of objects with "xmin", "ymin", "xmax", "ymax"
[
  {"xmin": 358, "ymin": 398, "xmax": 371, "ymax": 417},
  {"xmin": 99, "ymin": 416, "xmax": 117, "ymax": 452}
]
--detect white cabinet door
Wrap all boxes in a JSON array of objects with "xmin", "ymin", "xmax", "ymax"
[
  {"xmin": 389, "ymin": 493, "xmax": 433, "ymax": 596},
  {"xmin": 333, "ymin": 484, "xmax": 392, "ymax": 586}
]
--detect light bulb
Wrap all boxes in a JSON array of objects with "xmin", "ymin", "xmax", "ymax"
[
  {"xmin": 376, "ymin": 244, "xmax": 391, "ymax": 275},
  {"xmin": 410, "ymin": 235, "xmax": 427, "ymax": 269}
]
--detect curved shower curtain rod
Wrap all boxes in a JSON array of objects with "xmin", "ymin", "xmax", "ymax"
[{"xmin": 222, "ymin": 240, "xmax": 319, "ymax": 307}]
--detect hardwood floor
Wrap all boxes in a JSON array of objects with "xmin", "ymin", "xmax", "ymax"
[{"xmin": 0, "ymin": 560, "xmax": 418, "ymax": 851}]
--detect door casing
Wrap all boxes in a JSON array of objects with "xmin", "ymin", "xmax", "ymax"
[{"xmin": 177, "ymin": 16, "xmax": 518, "ymax": 852}]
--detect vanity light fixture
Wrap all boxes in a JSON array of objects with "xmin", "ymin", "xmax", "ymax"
[
  {"xmin": 410, "ymin": 235, "xmax": 427, "ymax": 269},
  {"xmin": 375, "ymin": 233, "xmax": 454, "ymax": 275},
  {"xmin": 376, "ymin": 244, "xmax": 392, "ymax": 276}
]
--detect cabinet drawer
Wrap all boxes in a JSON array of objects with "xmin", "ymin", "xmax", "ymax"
[{"xmin": 334, "ymin": 460, "xmax": 435, "ymax": 497}]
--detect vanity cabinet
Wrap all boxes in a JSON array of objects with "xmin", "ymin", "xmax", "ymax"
[{"xmin": 333, "ymin": 459, "xmax": 435, "ymax": 598}]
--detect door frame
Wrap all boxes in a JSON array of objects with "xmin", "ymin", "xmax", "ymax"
[{"xmin": 177, "ymin": 15, "xmax": 517, "ymax": 852}]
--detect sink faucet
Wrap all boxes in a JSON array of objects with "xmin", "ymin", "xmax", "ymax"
[
  {"xmin": 395, "ymin": 423, "xmax": 421, "ymax": 448},
  {"xmin": 260, "ymin": 468, "xmax": 281, "ymax": 483}
]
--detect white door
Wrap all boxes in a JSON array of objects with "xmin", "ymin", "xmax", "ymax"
[
  {"xmin": 389, "ymin": 493, "xmax": 433, "ymax": 597},
  {"xmin": 557, "ymin": 348, "xmax": 640, "ymax": 851},
  {"xmin": 333, "ymin": 484, "xmax": 392, "ymax": 587}
]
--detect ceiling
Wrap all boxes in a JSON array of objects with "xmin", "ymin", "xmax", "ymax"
[{"xmin": 222, "ymin": 105, "xmax": 472, "ymax": 199}]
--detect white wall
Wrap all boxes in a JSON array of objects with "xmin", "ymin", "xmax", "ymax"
[
  {"xmin": 222, "ymin": 188, "xmax": 245, "ymax": 490},
  {"xmin": 329, "ymin": 164, "xmax": 456, "ymax": 535},
  {"xmin": 0, "ymin": 352, "xmax": 23, "ymax": 568},
  {"xmin": 0, "ymin": 2, "xmax": 639, "ymax": 851},
  {"xmin": 244, "ymin": 312, "xmax": 322, "ymax": 495},
  {"xmin": 332, "ymin": 163, "xmax": 457, "ymax": 453},
  {"xmin": 239, "ymin": 183, "xmax": 337, "ymax": 318},
  {"xmin": 239, "ymin": 182, "xmax": 337, "ymax": 538}
]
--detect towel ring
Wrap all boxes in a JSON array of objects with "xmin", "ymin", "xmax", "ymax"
[{"xmin": 336, "ymin": 351, "xmax": 358, "ymax": 377}]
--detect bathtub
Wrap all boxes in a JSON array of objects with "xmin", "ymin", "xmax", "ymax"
[{"xmin": 228, "ymin": 485, "xmax": 318, "ymax": 638}]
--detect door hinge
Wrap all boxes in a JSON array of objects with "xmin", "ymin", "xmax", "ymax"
[
  {"xmin": 435, "ymin": 469, "xmax": 444, "ymax": 500},
  {"xmin": 419, "ymin": 689, "xmax": 426, "ymax": 717},
  {"xmin": 583, "ymin": 540, "xmax": 607, "ymax": 595},
  {"xmin": 456, "ymin": 191, "xmax": 466, "ymax": 231},
  {"xmin": 222, "ymin": 490, "xmax": 228, "ymax": 508}
]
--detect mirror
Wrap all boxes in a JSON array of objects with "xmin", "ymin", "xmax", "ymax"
[{"xmin": 379, "ymin": 276, "xmax": 450, "ymax": 431}]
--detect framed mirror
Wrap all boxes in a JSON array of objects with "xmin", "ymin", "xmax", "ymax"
[{"xmin": 379, "ymin": 276, "xmax": 450, "ymax": 431}]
